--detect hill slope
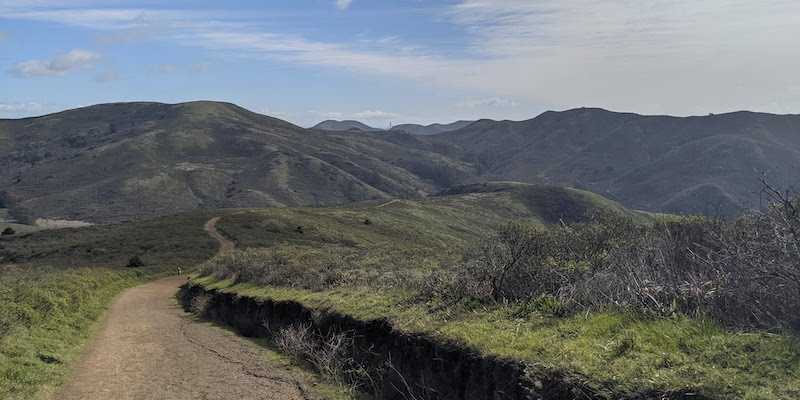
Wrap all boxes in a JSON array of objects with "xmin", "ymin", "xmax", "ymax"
[
  {"xmin": 428, "ymin": 108, "xmax": 800, "ymax": 215},
  {"xmin": 0, "ymin": 102, "xmax": 472, "ymax": 223},
  {"xmin": 390, "ymin": 120, "xmax": 474, "ymax": 135},
  {"xmin": 311, "ymin": 120, "xmax": 381, "ymax": 132}
]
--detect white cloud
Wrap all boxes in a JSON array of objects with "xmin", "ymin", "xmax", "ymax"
[
  {"xmin": 0, "ymin": 101, "xmax": 44, "ymax": 113},
  {"xmin": 353, "ymin": 109, "xmax": 398, "ymax": 120},
  {"xmin": 9, "ymin": 49, "xmax": 100, "ymax": 78},
  {"xmin": 458, "ymin": 97, "xmax": 518, "ymax": 109},
  {"xmin": 0, "ymin": 101, "xmax": 59, "ymax": 117},
  {"xmin": 446, "ymin": 0, "xmax": 800, "ymax": 114},
  {"xmin": 336, "ymin": 0, "xmax": 353, "ymax": 11}
]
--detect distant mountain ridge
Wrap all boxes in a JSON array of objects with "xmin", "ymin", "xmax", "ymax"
[
  {"xmin": 311, "ymin": 119, "xmax": 476, "ymax": 135},
  {"xmin": 311, "ymin": 120, "xmax": 381, "ymax": 132},
  {"xmin": 426, "ymin": 107, "xmax": 800, "ymax": 216},
  {"xmin": 2, "ymin": 102, "xmax": 798, "ymax": 223},
  {"xmin": 390, "ymin": 120, "xmax": 475, "ymax": 135}
]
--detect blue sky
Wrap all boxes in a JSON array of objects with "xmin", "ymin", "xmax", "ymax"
[{"xmin": 2, "ymin": 0, "xmax": 800, "ymax": 127}]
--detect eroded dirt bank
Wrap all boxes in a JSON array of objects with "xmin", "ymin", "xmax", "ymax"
[
  {"xmin": 180, "ymin": 283, "xmax": 711, "ymax": 400},
  {"xmin": 56, "ymin": 277, "xmax": 313, "ymax": 400}
]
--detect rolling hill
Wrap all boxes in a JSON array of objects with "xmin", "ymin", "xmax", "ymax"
[
  {"xmin": 311, "ymin": 120, "xmax": 381, "ymax": 132},
  {"xmin": 425, "ymin": 107, "xmax": 800, "ymax": 216},
  {"xmin": 0, "ymin": 102, "xmax": 472, "ymax": 223}
]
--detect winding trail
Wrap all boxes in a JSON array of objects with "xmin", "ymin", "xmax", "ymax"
[
  {"xmin": 205, "ymin": 216, "xmax": 235, "ymax": 254},
  {"xmin": 55, "ymin": 218, "xmax": 309, "ymax": 400}
]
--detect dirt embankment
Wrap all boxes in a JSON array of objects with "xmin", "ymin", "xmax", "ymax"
[{"xmin": 183, "ymin": 284, "xmax": 703, "ymax": 400}]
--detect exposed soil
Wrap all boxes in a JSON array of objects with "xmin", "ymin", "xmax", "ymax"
[{"xmin": 55, "ymin": 277, "xmax": 311, "ymax": 400}]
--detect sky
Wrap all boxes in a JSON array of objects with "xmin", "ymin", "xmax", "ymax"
[{"xmin": 2, "ymin": 0, "xmax": 800, "ymax": 128}]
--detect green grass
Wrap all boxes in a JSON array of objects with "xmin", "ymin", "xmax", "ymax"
[
  {"xmin": 0, "ymin": 211, "xmax": 219, "ymax": 268},
  {"xmin": 0, "ymin": 266, "xmax": 148, "ymax": 399},
  {"xmin": 192, "ymin": 276, "xmax": 800, "ymax": 400},
  {"xmin": 214, "ymin": 183, "xmax": 645, "ymax": 280}
]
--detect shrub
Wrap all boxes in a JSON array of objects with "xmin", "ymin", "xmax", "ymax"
[
  {"xmin": 1, "ymin": 227, "xmax": 14, "ymax": 236},
  {"xmin": 274, "ymin": 324, "xmax": 374, "ymax": 394},
  {"xmin": 126, "ymin": 255, "xmax": 145, "ymax": 268}
]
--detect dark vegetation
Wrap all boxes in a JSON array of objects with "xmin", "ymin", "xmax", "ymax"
[{"xmin": 0, "ymin": 211, "xmax": 219, "ymax": 267}]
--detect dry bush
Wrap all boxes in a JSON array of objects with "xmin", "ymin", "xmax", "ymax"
[
  {"xmin": 274, "ymin": 324, "xmax": 375, "ymax": 394},
  {"xmin": 424, "ymin": 185, "xmax": 800, "ymax": 331}
]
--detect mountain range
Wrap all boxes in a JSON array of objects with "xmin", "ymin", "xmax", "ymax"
[
  {"xmin": 2, "ymin": 101, "xmax": 798, "ymax": 223},
  {"xmin": 312, "ymin": 119, "xmax": 475, "ymax": 135}
]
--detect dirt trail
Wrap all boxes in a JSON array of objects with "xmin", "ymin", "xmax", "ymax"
[
  {"xmin": 205, "ymin": 216, "xmax": 235, "ymax": 254},
  {"xmin": 55, "ymin": 277, "xmax": 309, "ymax": 400},
  {"xmin": 55, "ymin": 219, "xmax": 310, "ymax": 400},
  {"xmin": 375, "ymin": 198, "xmax": 401, "ymax": 208}
]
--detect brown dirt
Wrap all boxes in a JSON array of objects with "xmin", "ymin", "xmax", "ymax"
[
  {"xmin": 55, "ymin": 277, "xmax": 311, "ymax": 400},
  {"xmin": 205, "ymin": 216, "xmax": 235, "ymax": 254}
]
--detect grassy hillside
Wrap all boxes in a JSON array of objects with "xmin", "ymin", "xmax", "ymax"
[
  {"xmin": 210, "ymin": 183, "xmax": 641, "ymax": 286},
  {"xmin": 0, "ymin": 211, "xmax": 219, "ymax": 268},
  {"xmin": 0, "ymin": 101, "xmax": 472, "ymax": 223}
]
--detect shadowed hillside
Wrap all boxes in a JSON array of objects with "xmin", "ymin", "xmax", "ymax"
[{"xmin": 428, "ymin": 108, "xmax": 800, "ymax": 216}]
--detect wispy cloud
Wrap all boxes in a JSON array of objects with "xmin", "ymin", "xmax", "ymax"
[
  {"xmin": 352, "ymin": 109, "xmax": 397, "ymax": 120},
  {"xmin": 0, "ymin": 101, "xmax": 60, "ymax": 117},
  {"xmin": 93, "ymin": 68, "xmax": 120, "ymax": 83},
  {"xmin": 335, "ymin": 0, "xmax": 353, "ymax": 11},
  {"xmin": 458, "ymin": 97, "xmax": 518, "ymax": 109},
  {"xmin": 9, "ymin": 49, "xmax": 100, "ymax": 78},
  {"xmin": 3, "ymin": 1, "xmax": 800, "ymax": 115}
]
